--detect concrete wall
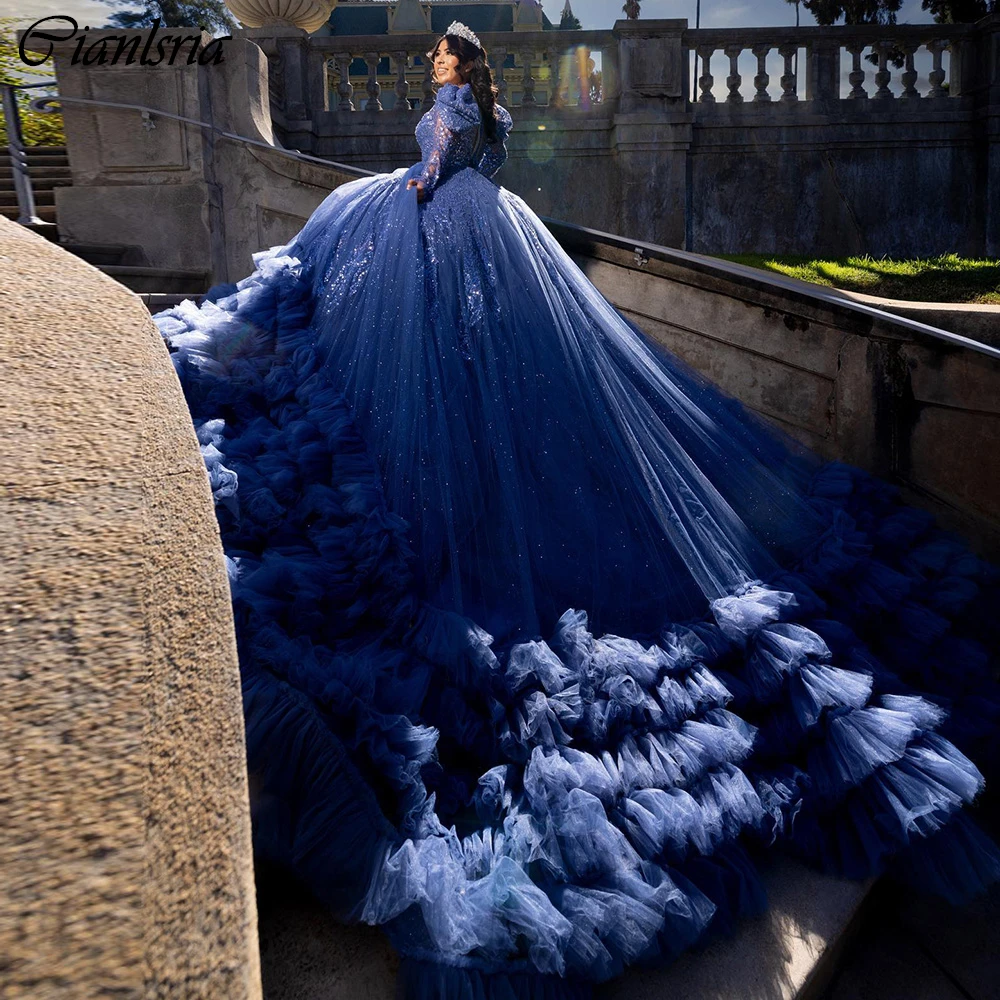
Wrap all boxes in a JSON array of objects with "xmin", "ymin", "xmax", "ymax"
[
  {"xmin": 549, "ymin": 223, "xmax": 1000, "ymax": 555},
  {"xmin": 0, "ymin": 217, "xmax": 261, "ymax": 998},
  {"xmin": 686, "ymin": 104, "xmax": 982, "ymax": 258}
]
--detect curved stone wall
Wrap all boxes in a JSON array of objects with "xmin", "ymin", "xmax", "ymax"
[{"xmin": 0, "ymin": 218, "xmax": 261, "ymax": 998}]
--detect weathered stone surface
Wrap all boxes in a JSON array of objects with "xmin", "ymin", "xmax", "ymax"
[
  {"xmin": 829, "ymin": 289, "xmax": 1000, "ymax": 349},
  {"xmin": 559, "ymin": 233, "xmax": 1000, "ymax": 557},
  {"xmin": 0, "ymin": 217, "xmax": 261, "ymax": 999},
  {"xmin": 55, "ymin": 183, "xmax": 213, "ymax": 275}
]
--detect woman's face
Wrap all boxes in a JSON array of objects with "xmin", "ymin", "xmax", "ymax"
[{"xmin": 432, "ymin": 41, "xmax": 467, "ymax": 87}]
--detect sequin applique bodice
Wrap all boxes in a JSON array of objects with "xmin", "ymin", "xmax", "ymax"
[{"xmin": 415, "ymin": 83, "xmax": 513, "ymax": 196}]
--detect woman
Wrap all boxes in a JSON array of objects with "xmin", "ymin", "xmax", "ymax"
[{"xmin": 156, "ymin": 22, "xmax": 1000, "ymax": 1000}]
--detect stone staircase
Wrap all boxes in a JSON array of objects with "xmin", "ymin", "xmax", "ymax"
[
  {"xmin": 1, "ymin": 146, "xmax": 208, "ymax": 306},
  {"xmin": 0, "ymin": 145, "xmax": 69, "ymax": 227},
  {"xmin": 58, "ymin": 241, "xmax": 209, "ymax": 305}
]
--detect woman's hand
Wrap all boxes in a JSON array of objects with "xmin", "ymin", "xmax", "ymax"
[{"xmin": 406, "ymin": 178, "xmax": 426, "ymax": 203}]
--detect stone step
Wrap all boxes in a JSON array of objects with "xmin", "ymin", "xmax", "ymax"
[
  {"xmin": 99, "ymin": 264, "xmax": 211, "ymax": 295},
  {"xmin": 0, "ymin": 203, "xmax": 56, "ymax": 221},
  {"xmin": 0, "ymin": 165, "xmax": 73, "ymax": 180},
  {"xmin": 0, "ymin": 153, "xmax": 70, "ymax": 168},
  {"xmin": 255, "ymin": 859, "xmax": 873, "ymax": 1000},
  {"xmin": 0, "ymin": 190, "xmax": 56, "ymax": 207},
  {"xmin": 0, "ymin": 177, "xmax": 72, "ymax": 192},
  {"xmin": 139, "ymin": 292, "xmax": 204, "ymax": 312},
  {"xmin": 60, "ymin": 242, "xmax": 145, "ymax": 267},
  {"xmin": 7, "ymin": 144, "xmax": 67, "ymax": 156}
]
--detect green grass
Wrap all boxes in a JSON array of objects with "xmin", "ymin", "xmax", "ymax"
[{"xmin": 715, "ymin": 253, "xmax": 1000, "ymax": 305}]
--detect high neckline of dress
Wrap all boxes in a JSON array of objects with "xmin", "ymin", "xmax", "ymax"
[{"xmin": 437, "ymin": 82, "xmax": 474, "ymax": 100}]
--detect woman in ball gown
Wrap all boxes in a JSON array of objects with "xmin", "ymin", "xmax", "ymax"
[{"xmin": 156, "ymin": 22, "xmax": 1000, "ymax": 1000}]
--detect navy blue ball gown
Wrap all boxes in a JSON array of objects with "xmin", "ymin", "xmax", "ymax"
[{"xmin": 154, "ymin": 82, "xmax": 1000, "ymax": 998}]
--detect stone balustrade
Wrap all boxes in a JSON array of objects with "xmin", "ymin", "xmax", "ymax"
[
  {"xmin": 32, "ymin": 14, "xmax": 1000, "ymax": 274},
  {"xmin": 252, "ymin": 20, "xmax": 975, "ymax": 135},
  {"xmin": 683, "ymin": 24, "xmax": 973, "ymax": 105},
  {"xmin": 247, "ymin": 27, "xmax": 617, "ymax": 127}
]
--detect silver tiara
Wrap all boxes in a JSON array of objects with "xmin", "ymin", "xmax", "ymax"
[{"xmin": 445, "ymin": 21, "xmax": 482, "ymax": 51}]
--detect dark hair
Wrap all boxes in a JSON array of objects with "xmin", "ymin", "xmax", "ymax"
[{"xmin": 428, "ymin": 34, "xmax": 500, "ymax": 142}]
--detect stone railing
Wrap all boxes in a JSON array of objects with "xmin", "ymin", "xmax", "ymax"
[
  {"xmin": 683, "ymin": 23, "xmax": 975, "ymax": 105},
  {"xmin": 25, "ymin": 15, "xmax": 1000, "ymax": 268},
  {"xmin": 247, "ymin": 26, "xmax": 618, "ymax": 136},
  {"xmin": 319, "ymin": 29, "xmax": 616, "ymax": 112},
  {"xmin": 251, "ymin": 19, "xmax": 979, "ymax": 136}
]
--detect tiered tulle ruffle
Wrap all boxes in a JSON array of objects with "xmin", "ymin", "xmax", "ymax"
[{"xmin": 155, "ymin": 178, "xmax": 1000, "ymax": 999}]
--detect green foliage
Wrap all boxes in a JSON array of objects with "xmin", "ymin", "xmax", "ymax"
[
  {"xmin": 717, "ymin": 252, "xmax": 1000, "ymax": 304},
  {"xmin": 921, "ymin": 0, "xmax": 996, "ymax": 21},
  {"xmin": 0, "ymin": 18, "xmax": 65, "ymax": 146},
  {"xmin": 559, "ymin": 11, "xmax": 583, "ymax": 30},
  {"xmin": 99, "ymin": 0, "xmax": 235, "ymax": 34},
  {"xmin": 798, "ymin": 0, "xmax": 903, "ymax": 23}
]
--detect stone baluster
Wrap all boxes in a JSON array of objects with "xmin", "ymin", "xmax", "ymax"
[
  {"xmin": 846, "ymin": 42, "xmax": 868, "ymax": 99},
  {"xmin": 364, "ymin": 52, "xmax": 382, "ymax": 111},
  {"xmin": 600, "ymin": 41, "xmax": 620, "ymax": 106},
  {"xmin": 577, "ymin": 45, "xmax": 593, "ymax": 108},
  {"xmin": 899, "ymin": 42, "xmax": 920, "ymax": 99},
  {"xmin": 335, "ymin": 53, "xmax": 355, "ymax": 112},
  {"xmin": 751, "ymin": 44, "xmax": 771, "ymax": 101},
  {"xmin": 872, "ymin": 39, "xmax": 895, "ymax": 100},
  {"xmin": 493, "ymin": 48, "xmax": 509, "ymax": 106},
  {"xmin": 724, "ymin": 44, "xmax": 744, "ymax": 103},
  {"xmin": 805, "ymin": 39, "xmax": 841, "ymax": 102},
  {"xmin": 778, "ymin": 44, "xmax": 798, "ymax": 102},
  {"xmin": 927, "ymin": 38, "xmax": 949, "ymax": 98},
  {"xmin": 392, "ymin": 51, "xmax": 410, "ymax": 111},
  {"xmin": 520, "ymin": 48, "xmax": 537, "ymax": 106},
  {"xmin": 307, "ymin": 49, "xmax": 330, "ymax": 114},
  {"xmin": 697, "ymin": 46, "xmax": 716, "ymax": 103},
  {"xmin": 548, "ymin": 47, "xmax": 565, "ymax": 108},
  {"xmin": 420, "ymin": 59, "xmax": 434, "ymax": 110}
]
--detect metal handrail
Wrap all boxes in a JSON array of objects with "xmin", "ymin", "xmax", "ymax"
[
  {"xmin": 545, "ymin": 217, "xmax": 1000, "ymax": 363},
  {"xmin": 28, "ymin": 93, "xmax": 374, "ymax": 177},
  {"xmin": 1, "ymin": 81, "xmax": 56, "ymax": 226},
  {"xmin": 3, "ymin": 83, "xmax": 375, "ymax": 229}
]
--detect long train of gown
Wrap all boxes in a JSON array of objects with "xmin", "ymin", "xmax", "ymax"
[{"xmin": 155, "ymin": 82, "xmax": 1000, "ymax": 998}]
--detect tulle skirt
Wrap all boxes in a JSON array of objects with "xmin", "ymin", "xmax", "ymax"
[{"xmin": 155, "ymin": 164, "xmax": 1000, "ymax": 999}]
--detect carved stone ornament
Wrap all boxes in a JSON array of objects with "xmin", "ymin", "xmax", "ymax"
[{"xmin": 226, "ymin": 0, "xmax": 337, "ymax": 34}]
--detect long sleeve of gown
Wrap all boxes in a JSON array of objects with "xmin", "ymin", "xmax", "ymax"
[
  {"xmin": 415, "ymin": 83, "xmax": 483, "ymax": 198},
  {"xmin": 418, "ymin": 110, "xmax": 458, "ymax": 195},
  {"xmin": 476, "ymin": 105, "xmax": 513, "ymax": 181}
]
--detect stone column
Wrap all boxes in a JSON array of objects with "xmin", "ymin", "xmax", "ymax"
[
  {"xmin": 805, "ymin": 38, "xmax": 840, "ymax": 106},
  {"xmin": 242, "ymin": 26, "xmax": 317, "ymax": 150},
  {"xmin": 611, "ymin": 18, "xmax": 692, "ymax": 248},
  {"xmin": 973, "ymin": 13, "xmax": 1000, "ymax": 257},
  {"xmin": 41, "ymin": 28, "xmax": 220, "ymax": 275}
]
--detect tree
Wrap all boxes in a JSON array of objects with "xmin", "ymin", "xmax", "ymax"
[
  {"xmin": 0, "ymin": 18, "xmax": 65, "ymax": 146},
  {"xmin": 798, "ymin": 0, "xmax": 903, "ymax": 23},
  {"xmin": 559, "ymin": 11, "xmax": 583, "ymax": 30},
  {"xmin": 788, "ymin": 0, "xmax": 802, "ymax": 26},
  {"xmin": 922, "ymin": 0, "xmax": 996, "ymax": 21},
  {"xmin": 799, "ymin": 0, "xmax": 906, "ymax": 68},
  {"xmin": 99, "ymin": 0, "xmax": 235, "ymax": 34},
  {"xmin": 622, "ymin": 1, "xmax": 641, "ymax": 19}
]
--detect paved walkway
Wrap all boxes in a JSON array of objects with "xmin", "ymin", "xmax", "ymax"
[{"xmin": 822, "ymin": 881, "xmax": 1000, "ymax": 1000}]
